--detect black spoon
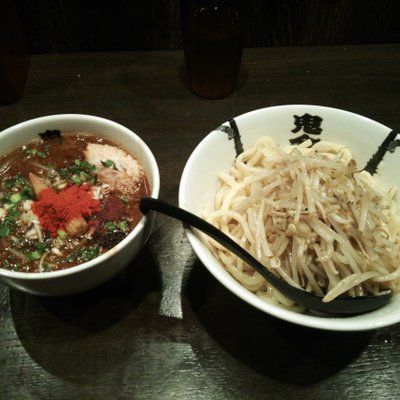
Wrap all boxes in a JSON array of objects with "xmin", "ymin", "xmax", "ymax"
[{"xmin": 140, "ymin": 197, "xmax": 392, "ymax": 316}]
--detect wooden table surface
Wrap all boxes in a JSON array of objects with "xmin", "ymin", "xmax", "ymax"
[{"xmin": 1, "ymin": 45, "xmax": 400, "ymax": 400}]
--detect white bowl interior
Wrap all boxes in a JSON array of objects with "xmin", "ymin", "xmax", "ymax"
[{"xmin": 179, "ymin": 105, "xmax": 400, "ymax": 331}]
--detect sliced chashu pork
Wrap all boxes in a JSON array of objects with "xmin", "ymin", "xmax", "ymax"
[{"xmin": 84, "ymin": 143, "xmax": 143, "ymax": 195}]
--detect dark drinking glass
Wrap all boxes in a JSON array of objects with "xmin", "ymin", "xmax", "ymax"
[
  {"xmin": 180, "ymin": 0, "xmax": 246, "ymax": 99},
  {"xmin": 0, "ymin": 0, "xmax": 30, "ymax": 105}
]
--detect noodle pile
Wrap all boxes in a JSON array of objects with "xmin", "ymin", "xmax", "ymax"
[{"xmin": 203, "ymin": 137, "xmax": 400, "ymax": 311}]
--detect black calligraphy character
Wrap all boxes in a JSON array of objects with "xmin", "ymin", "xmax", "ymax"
[
  {"xmin": 292, "ymin": 114, "xmax": 323, "ymax": 135},
  {"xmin": 289, "ymin": 133, "xmax": 321, "ymax": 146}
]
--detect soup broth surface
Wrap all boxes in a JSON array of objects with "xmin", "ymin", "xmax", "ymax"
[{"xmin": 0, "ymin": 130, "xmax": 150, "ymax": 272}]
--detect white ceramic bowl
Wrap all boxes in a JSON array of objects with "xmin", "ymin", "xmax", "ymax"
[
  {"xmin": 0, "ymin": 114, "xmax": 160, "ymax": 296},
  {"xmin": 179, "ymin": 104, "xmax": 400, "ymax": 331}
]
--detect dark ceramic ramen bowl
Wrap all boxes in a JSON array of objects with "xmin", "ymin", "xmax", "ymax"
[
  {"xmin": 179, "ymin": 104, "xmax": 400, "ymax": 331},
  {"xmin": 0, "ymin": 114, "xmax": 160, "ymax": 295}
]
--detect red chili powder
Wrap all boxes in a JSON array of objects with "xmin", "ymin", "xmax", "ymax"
[{"xmin": 32, "ymin": 185, "xmax": 101, "ymax": 236}]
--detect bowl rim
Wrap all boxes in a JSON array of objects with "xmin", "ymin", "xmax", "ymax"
[
  {"xmin": 0, "ymin": 113, "xmax": 160, "ymax": 280},
  {"xmin": 179, "ymin": 104, "xmax": 399, "ymax": 331}
]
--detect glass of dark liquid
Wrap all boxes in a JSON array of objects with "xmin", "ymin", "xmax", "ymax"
[
  {"xmin": 0, "ymin": 0, "xmax": 30, "ymax": 105},
  {"xmin": 180, "ymin": 0, "xmax": 246, "ymax": 99}
]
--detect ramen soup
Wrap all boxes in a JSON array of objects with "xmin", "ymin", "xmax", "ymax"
[{"xmin": 0, "ymin": 130, "xmax": 150, "ymax": 272}]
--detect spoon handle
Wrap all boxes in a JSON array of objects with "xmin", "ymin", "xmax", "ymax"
[
  {"xmin": 139, "ymin": 197, "xmax": 392, "ymax": 315},
  {"xmin": 139, "ymin": 197, "xmax": 333, "ymax": 308},
  {"xmin": 140, "ymin": 197, "xmax": 284, "ymax": 288}
]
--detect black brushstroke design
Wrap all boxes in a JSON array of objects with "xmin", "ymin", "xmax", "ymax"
[
  {"xmin": 364, "ymin": 130, "xmax": 399, "ymax": 175},
  {"xmin": 229, "ymin": 119, "xmax": 244, "ymax": 156},
  {"xmin": 39, "ymin": 129, "xmax": 61, "ymax": 140},
  {"xmin": 217, "ymin": 119, "xmax": 244, "ymax": 157}
]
